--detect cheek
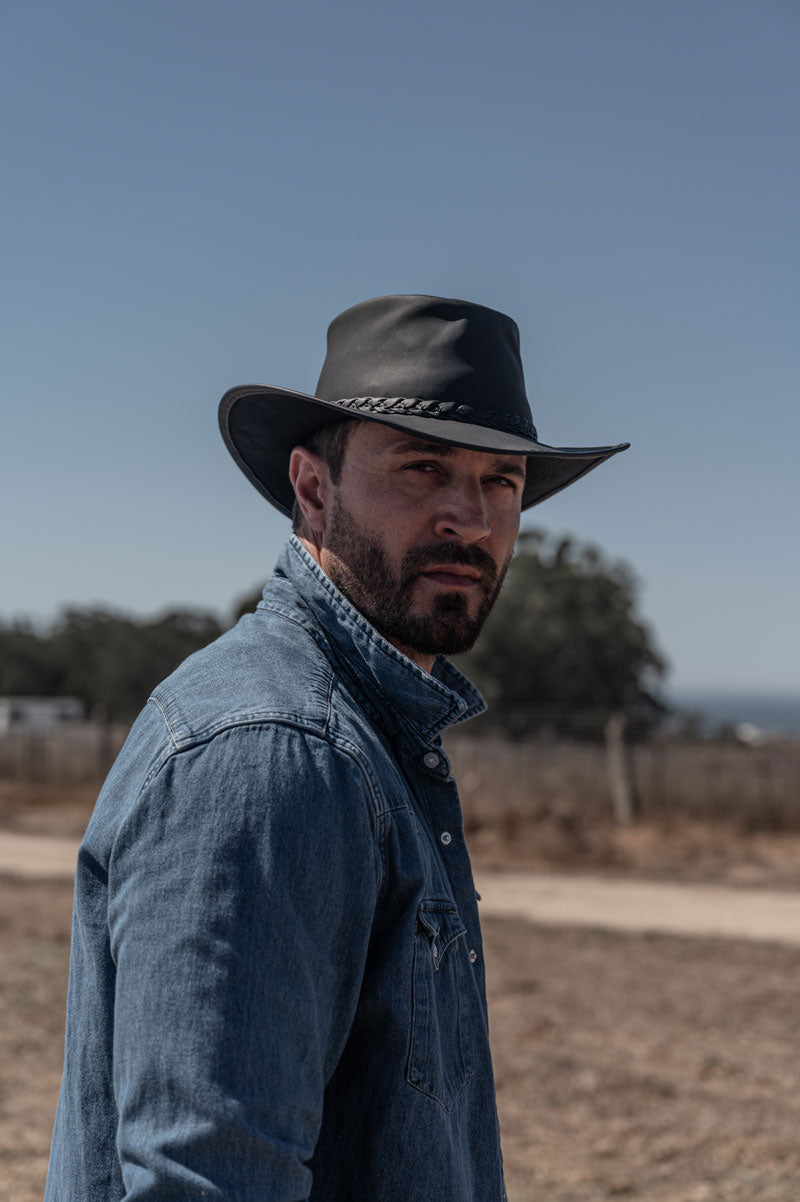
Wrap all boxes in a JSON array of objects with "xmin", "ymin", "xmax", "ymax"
[
  {"xmin": 360, "ymin": 477, "xmax": 434, "ymax": 530},
  {"xmin": 491, "ymin": 512, "xmax": 521, "ymax": 564},
  {"xmin": 490, "ymin": 497, "xmax": 521, "ymax": 535}
]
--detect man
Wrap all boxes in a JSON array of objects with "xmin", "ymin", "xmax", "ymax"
[{"xmin": 46, "ymin": 294, "xmax": 628, "ymax": 1200}]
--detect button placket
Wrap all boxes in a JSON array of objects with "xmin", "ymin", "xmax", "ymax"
[{"xmin": 416, "ymin": 749, "xmax": 480, "ymax": 969}]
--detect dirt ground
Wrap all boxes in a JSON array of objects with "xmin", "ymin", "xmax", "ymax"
[
  {"xmin": 3, "ymin": 870, "xmax": 800, "ymax": 1202},
  {"xmin": 487, "ymin": 920, "xmax": 800, "ymax": 1201},
  {"xmin": 0, "ymin": 878, "xmax": 72, "ymax": 1202}
]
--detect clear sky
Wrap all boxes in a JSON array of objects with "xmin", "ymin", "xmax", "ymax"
[{"xmin": 2, "ymin": 0, "xmax": 797, "ymax": 692}]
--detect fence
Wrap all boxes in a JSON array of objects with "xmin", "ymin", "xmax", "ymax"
[
  {"xmin": 445, "ymin": 733, "xmax": 800, "ymax": 833},
  {"xmin": 0, "ymin": 722, "xmax": 129, "ymax": 787},
  {"xmin": 1, "ymin": 723, "xmax": 799, "ymax": 832}
]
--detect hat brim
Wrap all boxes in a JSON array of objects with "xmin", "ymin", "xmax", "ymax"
[{"xmin": 219, "ymin": 385, "xmax": 629, "ymax": 517}]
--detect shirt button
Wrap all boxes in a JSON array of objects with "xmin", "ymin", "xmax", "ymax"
[
  {"xmin": 423, "ymin": 751, "xmax": 440, "ymax": 769},
  {"xmin": 440, "ymin": 831, "xmax": 452, "ymax": 846},
  {"xmin": 468, "ymin": 949, "xmax": 478, "ymax": 964}
]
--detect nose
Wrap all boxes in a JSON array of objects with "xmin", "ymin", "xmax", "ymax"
[{"xmin": 432, "ymin": 479, "xmax": 491, "ymax": 544}]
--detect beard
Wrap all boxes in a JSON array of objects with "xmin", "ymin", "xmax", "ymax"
[{"xmin": 322, "ymin": 491, "xmax": 511, "ymax": 656}]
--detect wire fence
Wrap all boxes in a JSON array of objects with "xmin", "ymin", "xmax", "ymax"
[
  {"xmin": 1, "ymin": 722, "xmax": 799, "ymax": 831},
  {"xmin": 0, "ymin": 723, "xmax": 129, "ymax": 787},
  {"xmin": 446, "ymin": 732, "xmax": 800, "ymax": 832}
]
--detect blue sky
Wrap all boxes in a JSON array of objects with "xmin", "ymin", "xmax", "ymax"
[{"xmin": 2, "ymin": 0, "xmax": 797, "ymax": 692}]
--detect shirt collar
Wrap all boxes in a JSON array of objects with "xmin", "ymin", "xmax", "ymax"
[{"xmin": 267, "ymin": 535, "xmax": 486, "ymax": 742}]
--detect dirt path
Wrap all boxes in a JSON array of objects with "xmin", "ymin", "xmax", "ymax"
[
  {"xmin": 4, "ymin": 830, "xmax": 800, "ymax": 947},
  {"xmin": 475, "ymin": 870, "xmax": 800, "ymax": 946},
  {"xmin": 0, "ymin": 831, "xmax": 81, "ymax": 879}
]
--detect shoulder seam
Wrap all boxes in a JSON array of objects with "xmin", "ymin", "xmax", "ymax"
[
  {"xmin": 133, "ymin": 717, "xmax": 388, "ymax": 896},
  {"xmin": 138, "ymin": 717, "xmax": 400, "ymax": 818},
  {"xmin": 148, "ymin": 695, "xmax": 180, "ymax": 750}
]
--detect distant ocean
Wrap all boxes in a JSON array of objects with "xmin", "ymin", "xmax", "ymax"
[{"xmin": 667, "ymin": 689, "xmax": 800, "ymax": 737}]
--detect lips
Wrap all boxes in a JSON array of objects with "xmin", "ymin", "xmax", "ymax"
[
  {"xmin": 418, "ymin": 566, "xmax": 483, "ymax": 587},
  {"xmin": 402, "ymin": 546, "xmax": 497, "ymax": 593}
]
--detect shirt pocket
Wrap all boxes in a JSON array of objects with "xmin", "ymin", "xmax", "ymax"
[{"xmin": 406, "ymin": 900, "xmax": 473, "ymax": 1112}]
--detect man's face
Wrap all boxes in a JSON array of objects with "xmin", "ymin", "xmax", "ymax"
[{"xmin": 314, "ymin": 421, "xmax": 525, "ymax": 663}]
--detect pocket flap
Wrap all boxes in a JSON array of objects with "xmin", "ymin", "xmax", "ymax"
[{"xmin": 417, "ymin": 901, "xmax": 467, "ymax": 968}]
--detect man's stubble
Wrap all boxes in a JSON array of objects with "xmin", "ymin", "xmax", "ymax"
[{"xmin": 322, "ymin": 491, "xmax": 512, "ymax": 656}]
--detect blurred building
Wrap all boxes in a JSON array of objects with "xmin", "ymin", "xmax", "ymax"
[{"xmin": 0, "ymin": 696, "xmax": 84, "ymax": 734}]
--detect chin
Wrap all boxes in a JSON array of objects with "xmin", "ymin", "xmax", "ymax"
[{"xmin": 406, "ymin": 615, "xmax": 484, "ymax": 657}]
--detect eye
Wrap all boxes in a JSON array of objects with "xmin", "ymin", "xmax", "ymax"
[{"xmin": 487, "ymin": 475, "xmax": 518, "ymax": 489}]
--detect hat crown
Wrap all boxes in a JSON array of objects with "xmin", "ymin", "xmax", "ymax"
[
  {"xmin": 315, "ymin": 294, "xmax": 531, "ymax": 426},
  {"xmin": 218, "ymin": 291, "xmax": 629, "ymax": 517}
]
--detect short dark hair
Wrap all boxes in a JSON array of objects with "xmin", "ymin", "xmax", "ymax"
[{"xmin": 291, "ymin": 418, "xmax": 360, "ymax": 534}]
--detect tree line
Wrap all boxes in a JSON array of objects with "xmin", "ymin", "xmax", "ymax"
[{"xmin": 0, "ymin": 530, "xmax": 666, "ymax": 735}]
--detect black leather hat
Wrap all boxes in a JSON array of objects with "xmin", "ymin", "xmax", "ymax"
[{"xmin": 219, "ymin": 294, "xmax": 629, "ymax": 516}]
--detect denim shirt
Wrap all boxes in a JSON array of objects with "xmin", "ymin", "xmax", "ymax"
[{"xmin": 46, "ymin": 535, "xmax": 507, "ymax": 1202}]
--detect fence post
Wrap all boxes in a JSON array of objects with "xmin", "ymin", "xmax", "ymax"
[{"xmin": 605, "ymin": 712, "xmax": 636, "ymax": 826}]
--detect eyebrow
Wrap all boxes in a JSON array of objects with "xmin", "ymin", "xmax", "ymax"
[
  {"xmin": 388, "ymin": 436, "xmax": 527, "ymax": 479},
  {"xmin": 486, "ymin": 459, "xmax": 526, "ymax": 480}
]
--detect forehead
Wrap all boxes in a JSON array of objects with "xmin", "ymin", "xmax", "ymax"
[{"xmin": 349, "ymin": 420, "xmax": 526, "ymax": 473}]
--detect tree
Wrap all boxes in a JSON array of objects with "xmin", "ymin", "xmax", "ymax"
[
  {"xmin": 0, "ymin": 621, "xmax": 61, "ymax": 697},
  {"xmin": 455, "ymin": 530, "xmax": 667, "ymax": 738},
  {"xmin": 0, "ymin": 607, "xmax": 223, "ymax": 723}
]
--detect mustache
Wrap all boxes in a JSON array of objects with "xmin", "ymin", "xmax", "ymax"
[{"xmin": 400, "ymin": 542, "xmax": 498, "ymax": 587}]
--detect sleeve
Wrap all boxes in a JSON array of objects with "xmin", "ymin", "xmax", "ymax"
[{"xmin": 107, "ymin": 722, "xmax": 381, "ymax": 1201}]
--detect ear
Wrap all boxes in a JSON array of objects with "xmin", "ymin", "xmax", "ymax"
[{"xmin": 289, "ymin": 446, "xmax": 330, "ymax": 536}]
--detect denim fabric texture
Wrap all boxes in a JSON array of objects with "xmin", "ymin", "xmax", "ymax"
[{"xmin": 46, "ymin": 535, "xmax": 507, "ymax": 1201}]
